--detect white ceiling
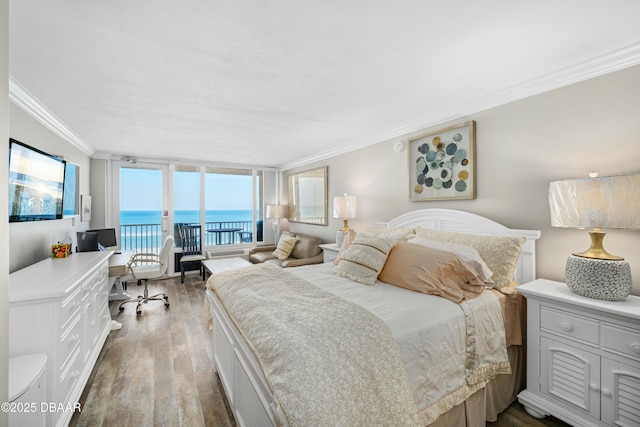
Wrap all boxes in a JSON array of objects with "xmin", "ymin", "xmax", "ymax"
[{"xmin": 9, "ymin": 1, "xmax": 640, "ymax": 169}]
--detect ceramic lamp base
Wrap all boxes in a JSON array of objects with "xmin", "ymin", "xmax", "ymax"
[
  {"xmin": 336, "ymin": 230, "xmax": 347, "ymax": 249},
  {"xmin": 565, "ymin": 254, "xmax": 632, "ymax": 301}
]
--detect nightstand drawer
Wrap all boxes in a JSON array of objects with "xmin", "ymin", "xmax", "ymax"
[
  {"xmin": 602, "ymin": 322, "xmax": 640, "ymax": 362},
  {"xmin": 540, "ymin": 305, "xmax": 599, "ymax": 346}
]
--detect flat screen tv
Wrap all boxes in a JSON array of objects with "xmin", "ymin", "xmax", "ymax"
[{"xmin": 9, "ymin": 138, "xmax": 66, "ymax": 222}]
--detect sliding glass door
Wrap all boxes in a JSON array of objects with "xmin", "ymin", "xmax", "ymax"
[{"xmin": 112, "ymin": 161, "xmax": 169, "ymax": 256}]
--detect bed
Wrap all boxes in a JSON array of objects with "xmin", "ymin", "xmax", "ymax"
[{"xmin": 204, "ymin": 208, "xmax": 541, "ymax": 426}]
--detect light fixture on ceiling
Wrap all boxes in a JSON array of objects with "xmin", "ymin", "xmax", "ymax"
[
  {"xmin": 121, "ymin": 156, "xmax": 137, "ymax": 164},
  {"xmin": 333, "ymin": 194, "xmax": 357, "ymax": 248},
  {"xmin": 549, "ymin": 172, "xmax": 640, "ymax": 301}
]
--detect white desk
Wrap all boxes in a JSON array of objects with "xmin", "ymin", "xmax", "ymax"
[{"xmin": 108, "ymin": 250, "xmax": 134, "ymax": 301}]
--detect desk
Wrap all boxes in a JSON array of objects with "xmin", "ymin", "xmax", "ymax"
[
  {"xmin": 207, "ymin": 227, "xmax": 242, "ymax": 245},
  {"xmin": 108, "ymin": 250, "xmax": 134, "ymax": 301}
]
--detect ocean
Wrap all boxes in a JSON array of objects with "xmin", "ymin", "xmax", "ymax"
[{"xmin": 120, "ymin": 209, "xmax": 253, "ymax": 225}]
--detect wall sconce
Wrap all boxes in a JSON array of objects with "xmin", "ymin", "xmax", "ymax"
[
  {"xmin": 266, "ymin": 204, "xmax": 287, "ymax": 243},
  {"xmin": 549, "ymin": 173, "xmax": 640, "ymax": 300},
  {"xmin": 333, "ymin": 194, "xmax": 357, "ymax": 248}
]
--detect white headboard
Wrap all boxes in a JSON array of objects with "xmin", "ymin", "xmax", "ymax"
[{"xmin": 376, "ymin": 209, "xmax": 541, "ymax": 284}]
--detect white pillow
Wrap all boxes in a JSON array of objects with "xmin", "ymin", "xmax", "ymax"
[
  {"xmin": 407, "ymin": 236, "xmax": 494, "ymax": 284},
  {"xmin": 413, "ymin": 228, "xmax": 526, "ymax": 293}
]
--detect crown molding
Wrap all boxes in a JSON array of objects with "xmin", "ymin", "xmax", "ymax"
[
  {"xmin": 9, "ymin": 77, "xmax": 95, "ymax": 156},
  {"xmin": 281, "ymin": 43, "xmax": 640, "ymax": 171}
]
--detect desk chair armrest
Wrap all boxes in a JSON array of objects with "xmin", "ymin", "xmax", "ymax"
[{"xmin": 129, "ymin": 253, "xmax": 160, "ymax": 264}]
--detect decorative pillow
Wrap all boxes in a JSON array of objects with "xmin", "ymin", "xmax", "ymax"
[
  {"xmin": 378, "ymin": 242, "xmax": 486, "ymax": 303},
  {"xmin": 272, "ymin": 232, "xmax": 297, "ymax": 260},
  {"xmin": 363, "ymin": 226, "xmax": 414, "ymax": 241},
  {"xmin": 413, "ymin": 228, "xmax": 526, "ymax": 294},
  {"xmin": 334, "ymin": 229, "xmax": 357, "ymax": 265},
  {"xmin": 335, "ymin": 233, "xmax": 395, "ymax": 285},
  {"xmin": 407, "ymin": 236, "xmax": 494, "ymax": 284}
]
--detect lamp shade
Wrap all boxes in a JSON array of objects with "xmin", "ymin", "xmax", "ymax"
[
  {"xmin": 549, "ymin": 174, "xmax": 640, "ymax": 230},
  {"xmin": 266, "ymin": 204, "xmax": 287, "ymax": 219},
  {"xmin": 333, "ymin": 195, "xmax": 357, "ymax": 219}
]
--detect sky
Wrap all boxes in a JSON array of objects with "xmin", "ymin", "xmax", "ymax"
[{"xmin": 120, "ymin": 167, "xmax": 253, "ymax": 211}]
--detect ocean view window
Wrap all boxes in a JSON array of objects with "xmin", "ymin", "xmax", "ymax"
[
  {"xmin": 117, "ymin": 162, "xmax": 274, "ymax": 256},
  {"xmin": 173, "ymin": 166, "xmax": 265, "ymax": 247},
  {"xmin": 120, "ymin": 167, "xmax": 163, "ymax": 254}
]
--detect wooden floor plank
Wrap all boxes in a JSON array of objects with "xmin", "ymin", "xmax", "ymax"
[{"xmin": 71, "ymin": 272, "xmax": 567, "ymax": 427}]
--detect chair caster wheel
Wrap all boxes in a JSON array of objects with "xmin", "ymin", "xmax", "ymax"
[
  {"xmin": 165, "ymin": 303, "xmax": 170, "ymax": 308},
  {"xmin": 119, "ymin": 307, "xmax": 125, "ymax": 312},
  {"xmin": 136, "ymin": 311, "xmax": 141, "ymax": 316}
]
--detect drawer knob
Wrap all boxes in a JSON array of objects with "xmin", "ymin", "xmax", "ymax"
[
  {"xmin": 70, "ymin": 334, "xmax": 80, "ymax": 343},
  {"xmin": 560, "ymin": 321, "xmax": 573, "ymax": 332},
  {"xmin": 601, "ymin": 388, "xmax": 612, "ymax": 397},
  {"xmin": 631, "ymin": 343, "xmax": 640, "ymax": 354},
  {"xmin": 589, "ymin": 383, "xmax": 600, "ymax": 392}
]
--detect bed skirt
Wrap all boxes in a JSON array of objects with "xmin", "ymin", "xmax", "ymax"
[{"xmin": 428, "ymin": 344, "xmax": 524, "ymax": 427}]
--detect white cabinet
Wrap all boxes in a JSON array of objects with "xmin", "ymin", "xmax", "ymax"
[
  {"xmin": 9, "ymin": 251, "xmax": 113, "ymax": 427},
  {"xmin": 517, "ymin": 279, "xmax": 640, "ymax": 427},
  {"xmin": 319, "ymin": 243, "xmax": 339, "ymax": 263}
]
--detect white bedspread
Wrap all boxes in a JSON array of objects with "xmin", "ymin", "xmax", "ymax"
[
  {"xmin": 288, "ymin": 263, "xmax": 511, "ymax": 425},
  {"xmin": 212, "ymin": 263, "xmax": 421, "ymax": 427}
]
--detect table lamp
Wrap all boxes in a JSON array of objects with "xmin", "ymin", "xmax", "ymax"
[
  {"xmin": 266, "ymin": 204, "xmax": 287, "ymax": 243},
  {"xmin": 548, "ymin": 173, "xmax": 640, "ymax": 301},
  {"xmin": 333, "ymin": 194, "xmax": 357, "ymax": 248}
]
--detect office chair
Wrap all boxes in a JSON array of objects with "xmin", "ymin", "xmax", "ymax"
[
  {"xmin": 118, "ymin": 235, "xmax": 174, "ymax": 316},
  {"xmin": 179, "ymin": 224, "xmax": 206, "ymax": 283}
]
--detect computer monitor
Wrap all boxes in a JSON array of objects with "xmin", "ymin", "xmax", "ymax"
[
  {"xmin": 87, "ymin": 228, "xmax": 119, "ymax": 250},
  {"xmin": 77, "ymin": 232, "xmax": 99, "ymax": 252}
]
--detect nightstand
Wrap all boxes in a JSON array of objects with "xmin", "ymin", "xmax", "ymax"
[
  {"xmin": 319, "ymin": 243, "xmax": 339, "ymax": 263},
  {"xmin": 517, "ymin": 279, "xmax": 640, "ymax": 427}
]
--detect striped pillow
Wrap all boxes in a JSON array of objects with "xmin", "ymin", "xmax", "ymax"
[
  {"xmin": 335, "ymin": 233, "xmax": 395, "ymax": 285},
  {"xmin": 273, "ymin": 233, "xmax": 297, "ymax": 260}
]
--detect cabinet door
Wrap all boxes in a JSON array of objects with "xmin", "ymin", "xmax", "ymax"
[
  {"xmin": 601, "ymin": 358, "xmax": 640, "ymax": 427},
  {"xmin": 541, "ymin": 337, "xmax": 600, "ymax": 419}
]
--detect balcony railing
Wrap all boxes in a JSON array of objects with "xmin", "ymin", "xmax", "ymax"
[{"xmin": 120, "ymin": 220, "xmax": 256, "ymax": 254}]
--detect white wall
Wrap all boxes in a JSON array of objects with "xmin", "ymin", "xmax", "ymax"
[
  {"xmin": 8, "ymin": 103, "xmax": 92, "ymax": 273},
  {"xmin": 1, "ymin": 0, "xmax": 9, "ymax": 423},
  {"xmin": 287, "ymin": 65, "xmax": 640, "ymax": 295}
]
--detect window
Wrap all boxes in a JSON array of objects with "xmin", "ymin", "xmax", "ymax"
[{"xmin": 173, "ymin": 166, "xmax": 275, "ymax": 248}]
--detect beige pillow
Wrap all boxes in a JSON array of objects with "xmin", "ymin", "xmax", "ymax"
[
  {"xmin": 413, "ymin": 228, "xmax": 526, "ymax": 293},
  {"xmin": 363, "ymin": 226, "xmax": 414, "ymax": 241},
  {"xmin": 407, "ymin": 236, "xmax": 494, "ymax": 284},
  {"xmin": 335, "ymin": 233, "xmax": 395, "ymax": 285},
  {"xmin": 273, "ymin": 232, "xmax": 297, "ymax": 260},
  {"xmin": 334, "ymin": 229, "xmax": 357, "ymax": 265},
  {"xmin": 379, "ymin": 242, "xmax": 486, "ymax": 303}
]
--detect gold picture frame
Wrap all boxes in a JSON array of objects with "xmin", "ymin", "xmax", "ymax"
[{"xmin": 408, "ymin": 120, "xmax": 476, "ymax": 201}]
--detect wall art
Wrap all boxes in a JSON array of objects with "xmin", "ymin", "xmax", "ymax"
[{"xmin": 409, "ymin": 120, "xmax": 476, "ymax": 201}]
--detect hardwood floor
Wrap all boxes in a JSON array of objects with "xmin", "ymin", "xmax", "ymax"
[{"xmin": 71, "ymin": 274, "xmax": 570, "ymax": 427}]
